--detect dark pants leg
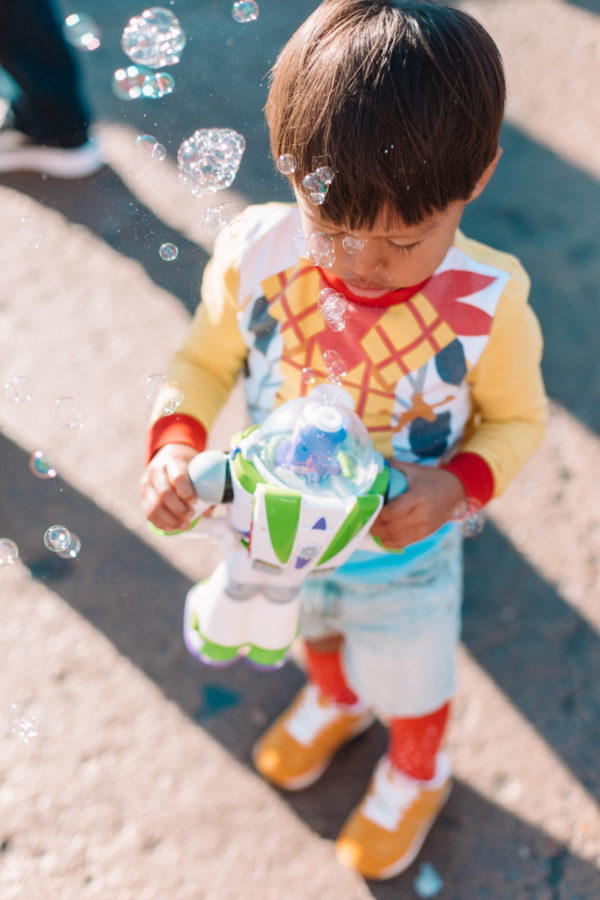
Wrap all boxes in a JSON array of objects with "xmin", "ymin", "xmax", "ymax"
[{"xmin": 0, "ymin": 0, "xmax": 91, "ymax": 146}]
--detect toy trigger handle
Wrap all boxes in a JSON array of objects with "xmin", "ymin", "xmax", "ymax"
[{"xmin": 187, "ymin": 450, "xmax": 233, "ymax": 514}]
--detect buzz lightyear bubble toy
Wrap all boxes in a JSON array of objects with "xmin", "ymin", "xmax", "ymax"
[{"xmin": 157, "ymin": 384, "xmax": 407, "ymax": 670}]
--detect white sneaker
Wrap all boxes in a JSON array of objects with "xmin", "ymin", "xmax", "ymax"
[{"xmin": 0, "ymin": 128, "xmax": 103, "ymax": 178}]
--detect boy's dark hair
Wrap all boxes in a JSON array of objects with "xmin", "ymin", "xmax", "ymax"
[{"xmin": 266, "ymin": 0, "xmax": 505, "ymax": 227}]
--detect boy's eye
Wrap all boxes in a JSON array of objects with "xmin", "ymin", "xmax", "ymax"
[{"xmin": 388, "ymin": 240, "xmax": 421, "ymax": 253}]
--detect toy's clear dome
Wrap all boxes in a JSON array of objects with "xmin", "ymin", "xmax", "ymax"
[{"xmin": 245, "ymin": 385, "xmax": 379, "ymax": 497}]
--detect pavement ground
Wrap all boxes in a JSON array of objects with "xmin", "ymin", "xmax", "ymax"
[{"xmin": 0, "ymin": 1, "xmax": 599, "ymax": 898}]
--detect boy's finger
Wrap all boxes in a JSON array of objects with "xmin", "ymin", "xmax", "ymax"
[
  {"xmin": 152, "ymin": 467, "xmax": 193, "ymax": 518},
  {"xmin": 166, "ymin": 459, "xmax": 197, "ymax": 503}
]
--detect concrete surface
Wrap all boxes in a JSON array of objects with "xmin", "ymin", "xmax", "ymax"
[{"xmin": 0, "ymin": 1, "xmax": 599, "ymax": 897}]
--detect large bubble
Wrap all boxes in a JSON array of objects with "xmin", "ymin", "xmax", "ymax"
[{"xmin": 121, "ymin": 7, "xmax": 186, "ymax": 68}]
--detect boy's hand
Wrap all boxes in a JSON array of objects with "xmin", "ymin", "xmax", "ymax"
[
  {"xmin": 141, "ymin": 443, "xmax": 199, "ymax": 532},
  {"xmin": 370, "ymin": 461, "xmax": 466, "ymax": 549}
]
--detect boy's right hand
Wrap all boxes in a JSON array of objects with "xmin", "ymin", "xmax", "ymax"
[{"xmin": 140, "ymin": 443, "xmax": 199, "ymax": 532}]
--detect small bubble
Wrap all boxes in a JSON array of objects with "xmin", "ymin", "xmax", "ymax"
[
  {"xmin": 232, "ymin": 1, "xmax": 259, "ymax": 23},
  {"xmin": 63, "ymin": 13, "xmax": 101, "ymax": 52},
  {"xmin": 277, "ymin": 154, "xmax": 297, "ymax": 175},
  {"xmin": 0, "ymin": 539, "xmax": 19, "ymax": 566},
  {"xmin": 136, "ymin": 134, "xmax": 166, "ymax": 160},
  {"xmin": 315, "ymin": 165, "xmax": 334, "ymax": 185},
  {"xmin": 322, "ymin": 349, "xmax": 347, "ymax": 381},
  {"xmin": 56, "ymin": 533, "xmax": 81, "ymax": 560},
  {"xmin": 141, "ymin": 373, "xmax": 167, "ymax": 403},
  {"xmin": 52, "ymin": 396, "xmax": 84, "ymax": 429},
  {"xmin": 452, "ymin": 499, "xmax": 485, "ymax": 537},
  {"xmin": 5, "ymin": 703, "xmax": 39, "ymax": 743},
  {"xmin": 4, "ymin": 376, "xmax": 33, "ymax": 403},
  {"xmin": 112, "ymin": 65, "xmax": 174, "ymax": 100},
  {"xmin": 121, "ymin": 7, "xmax": 186, "ymax": 68},
  {"xmin": 44, "ymin": 525, "xmax": 71, "ymax": 553},
  {"xmin": 29, "ymin": 451, "xmax": 57, "ymax": 480},
  {"xmin": 18, "ymin": 216, "xmax": 43, "ymax": 249},
  {"xmin": 159, "ymin": 242, "xmax": 178, "ymax": 261},
  {"xmin": 318, "ymin": 289, "xmax": 347, "ymax": 332},
  {"xmin": 301, "ymin": 173, "xmax": 328, "ymax": 206},
  {"xmin": 292, "ymin": 229, "xmax": 308, "ymax": 257},
  {"xmin": 301, "ymin": 367, "xmax": 317, "ymax": 385},
  {"xmin": 342, "ymin": 234, "xmax": 365, "ymax": 255},
  {"xmin": 160, "ymin": 381, "xmax": 184, "ymax": 415},
  {"xmin": 201, "ymin": 202, "xmax": 242, "ymax": 241},
  {"xmin": 177, "ymin": 128, "xmax": 245, "ymax": 196}
]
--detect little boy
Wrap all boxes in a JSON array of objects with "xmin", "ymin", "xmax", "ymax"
[{"xmin": 141, "ymin": 0, "xmax": 547, "ymax": 881}]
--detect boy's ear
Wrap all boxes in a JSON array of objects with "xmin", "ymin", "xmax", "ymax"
[{"xmin": 467, "ymin": 147, "xmax": 503, "ymax": 203}]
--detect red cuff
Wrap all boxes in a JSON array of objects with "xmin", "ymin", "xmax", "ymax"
[
  {"xmin": 145, "ymin": 414, "xmax": 207, "ymax": 464},
  {"xmin": 441, "ymin": 452, "xmax": 495, "ymax": 506}
]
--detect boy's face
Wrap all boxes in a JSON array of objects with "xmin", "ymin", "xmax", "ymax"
[{"xmin": 294, "ymin": 191, "xmax": 467, "ymax": 298}]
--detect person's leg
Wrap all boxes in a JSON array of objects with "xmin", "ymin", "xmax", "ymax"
[{"xmin": 0, "ymin": 0, "xmax": 91, "ymax": 145}]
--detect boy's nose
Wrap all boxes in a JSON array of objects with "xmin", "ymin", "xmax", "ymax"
[{"xmin": 343, "ymin": 239, "xmax": 385, "ymax": 274}]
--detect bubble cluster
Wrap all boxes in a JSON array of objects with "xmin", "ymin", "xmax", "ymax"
[
  {"xmin": 52, "ymin": 397, "xmax": 85, "ymax": 429},
  {"xmin": 5, "ymin": 703, "xmax": 39, "ymax": 743},
  {"xmin": 63, "ymin": 13, "xmax": 101, "ymax": 51},
  {"xmin": 452, "ymin": 499, "xmax": 485, "ymax": 538},
  {"xmin": 277, "ymin": 154, "xmax": 297, "ymax": 175},
  {"xmin": 29, "ymin": 451, "xmax": 57, "ymax": 480},
  {"xmin": 301, "ymin": 166, "xmax": 334, "ymax": 206},
  {"xmin": 141, "ymin": 373, "xmax": 166, "ymax": 403},
  {"xmin": 0, "ymin": 539, "xmax": 19, "ymax": 566},
  {"xmin": 232, "ymin": 1, "xmax": 259, "ymax": 23},
  {"xmin": 342, "ymin": 234, "xmax": 365, "ymax": 255},
  {"xmin": 43, "ymin": 525, "xmax": 81, "ymax": 559},
  {"xmin": 307, "ymin": 231, "xmax": 335, "ymax": 268},
  {"xmin": 159, "ymin": 242, "xmax": 178, "ymax": 261},
  {"xmin": 201, "ymin": 202, "xmax": 242, "ymax": 241},
  {"xmin": 301, "ymin": 366, "xmax": 318, "ymax": 386},
  {"xmin": 112, "ymin": 65, "xmax": 174, "ymax": 100},
  {"xmin": 177, "ymin": 128, "xmax": 245, "ymax": 197},
  {"xmin": 318, "ymin": 288, "xmax": 347, "ymax": 332},
  {"xmin": 136, "ymin": 133, "xmax": 166, "ymax": 160},
  {"xmin": 158, "ymin": 381, "xmax": 184, "ymax": 415},
  {"xmin": 121, "ymin": 7, "xmax": 186, "ymax": 68},
  {"xmin": 4, "ymin": 376, "xmax": 33, "ymax": 403},
  {"xmin": 18, "ymin": 216, "xmax": 44, "ymax": 249},
  {"xmin": 322, "ymin": 349, "xmax": 348, "ymax": 383}
]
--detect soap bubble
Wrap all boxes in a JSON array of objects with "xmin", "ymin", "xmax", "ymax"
[
  {"xmin": 342, "ymin": 234, "xmax": 365, "ymax": 255},
  {"xmin": 301, "ymin": 172, "xmax": 328, "ymax": 206},
  {"xmin": 201, "ymin": 202, "xmax": 241, "ymax": 241},
  {"xmin": 112, "ymin": 65, "xmax": 174, "ymax": 100},
  {"xmin": 318, "ymin": 288, "xmax": 347, "ymax": 332},
  {"xmin": 44, "ymin": 525, "xmax": 71, "ymax": 553},
  {"xmin": 413, "ymin": 862, "xmax": 444, "ymax": 898},
  {"xmin": 292, "ymin": 229, "xmax": 308, "ymax": 258},
  {"xmin": 158, "ymin": 381, "xmax": 184, "ymax": 415},
  {"xmin": 452, "ymin": 499, "xmax": 485, "ymax": 537},
  {"xmin": 52, "ymin": 396, "xmax": 85, "ymax": 429},
  {"xmin": 141, "ymin": 373, "xmax": 166, "ymax": 403},
  {"xmin": 56, "ymin": 533, "xmax": 81, "ymax": 560},
  {"xmin": 277, "ymin": 154, "xmax": 296, "ymax": 175},
  {"xmin": 63, "ymin": 13, "xmax": 101, "ymax": 51},
  {"xmin": 0, "ymin": 539, "xmax": 19, "ymax": 566},
  {"xmin": 136, "ymin": 134, "xmax": 166, "ymax": 160},
  {"xmin": 121, "ymin": 7, "xmax": 186, "ymax": 68},
  {"xmin": 159, "ymin": 242, "xmax": 178, "ymax": 261},
  {"xmin": 301, "ymin": 367, "xmax": 318, "ymax": 385},
  {"xmin": 307, "ymin": 231, "xmax": 335, "ymax": 268},
  {"xmin": 5, "ymin": 703, "xmax": 39, "ymax": 743},
  {"xmin": 4, "ymin": 376, "xmax": 33, "ymax": 403},
  {"xmin": 232, "ymin": 1, "xmax": 259, "ymax": 23},
  {"xmin": 177, "ymin": 128, "xmax": 245, "ymax": 196},
  {"xmin": 315, "ymin": 165, "xmax": 334, "ymax": 185},
  {"xmin": 18, "ymin": 216, "xmax": 44, "ymax": 249},
  {"xmin": 29, "ymin": 451, "xmax": 57, "ymax": 480},
  {"xmin": 322, "ymin": 349, "xmax": 347, "ymax": 382}
]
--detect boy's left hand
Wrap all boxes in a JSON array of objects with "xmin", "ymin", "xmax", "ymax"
[{"xmin": 370, "ymin": 461, "xmax": 466, "ymax": 549}]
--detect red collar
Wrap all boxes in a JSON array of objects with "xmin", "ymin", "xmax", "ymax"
[{"xmin": 320, "ymin": 270, "xmax": 429, "ymax": 307}]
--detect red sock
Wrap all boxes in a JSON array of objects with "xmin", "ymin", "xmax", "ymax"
[
  {"xmin": 304, "ymin": 644, "xmax": 359, "ymax": 706},
  {"xmin": 388, "ymin": 702, "xmax": 450, "ymax": 780}
]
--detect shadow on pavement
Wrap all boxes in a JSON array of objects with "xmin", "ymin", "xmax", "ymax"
[
  {"xmin": 2, "ymin": 430, "xmax": 600, "ymax": 896},
  {"xmin": 0, "ymin": 167, "xmax": 208, "ymax": 315}
]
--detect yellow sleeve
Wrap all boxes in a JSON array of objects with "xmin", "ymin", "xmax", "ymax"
[
  {"xmin": 462, "ymin": 271, "xmax": 548, "ymax": 497},
  {"xmin": 150, "ymin": 234, "xmax": 247, "ymax": 433}
]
